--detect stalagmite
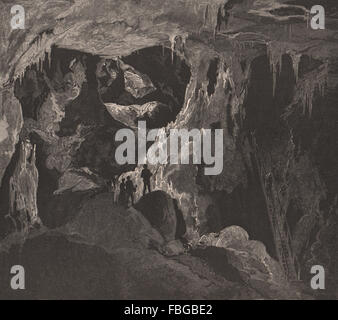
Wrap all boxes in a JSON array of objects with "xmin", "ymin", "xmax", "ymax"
[{"xmin": 8, "ymin": 139, "xmax": 41, "ymax": 233}]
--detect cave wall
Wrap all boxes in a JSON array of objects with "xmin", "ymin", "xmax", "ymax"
[
  {"xmin": 144, "ymin": 38, "xmax": 337, "ymax": 287},
  {"xmin": 0, "ymin": 0, "xmax": 337, "ymax": 296},
  {"xmin": 0, "ymin": 88, "xmax": 23, "ymax": 188}
]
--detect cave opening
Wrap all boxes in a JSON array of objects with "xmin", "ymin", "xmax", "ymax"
[
  {"xmin": 2, "ymin": 44, "xmax": 193, "ymax": 232},
  {"xmin": 122, "ymin": 46, "xmax": 191, "ymax": 109},
  {"xmin": 97, "ymin": 46, "xmax": 191, "ymax": 129}
]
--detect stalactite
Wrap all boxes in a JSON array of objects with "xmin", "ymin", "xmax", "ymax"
[
  {"xmin": 46, "ymin": 47, "xmax": 52, "ymax": 69},
  {"xmin": 168, "ymin": 32, "xmax": 188, "ymax": 63},
  {"xmin": 288, "ymin": 24, "xmax": 293, "ymax": 39},
  {"xmin": 289, "ymin": 52, "xmax": 301, "ymax": 83},
  {"xmin": 169, "ymin": 34, "xmax": 177, "ymax": 63},
  {"xmin": 204, "ymin": 4, "xmax": 209, "ymax": 28},
  {"xmin": 19, "ymin": 70, "xmax": 25, "ymax": 86},
  {"xmin": 267, "ymin": 41, "xmax": 284, "ymax": 96},
  {"xmin": 299, "ymin": 62, "xmax": 328, "ymax": 117},
  {"xmin": 12, "ymin": 27, "xmax": 54, "ymax": 86},
  {"xmin": 217, "ymin": 59, "xmax": 228, "ymax": 89}
]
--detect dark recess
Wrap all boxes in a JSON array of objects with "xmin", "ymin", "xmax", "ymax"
[{"xmin": 206, "ymin": 58, "xmax": 219, "ymax": 96}]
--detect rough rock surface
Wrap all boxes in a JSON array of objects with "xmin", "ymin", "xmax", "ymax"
[
  {"xmin": 0, "ymin": 192, "xmax": 305, "ymax": 300},
  {"xmin": 162, "ymin": 239, "xmax": 186, "ymax": 257},
  {"xmin": 120, "ymin": 60, "xmax": 156, "ymax": 99},
  {"xmin": 61, "ymin": 193, "xmax": 165, "ymax": 251},
  {"xmin": 195, "ymin": 226, "xmax": 300, "ymax": 299},
  {"xmin": 8, "ymin": 140, "xmax": 41, "ymax": 232},
  {"xmin": 105, "ymin": 101, "xmax": 172, "ymax": 129},
  {"xmin": 0, "ymin": 88, "xmax": 23, "ymax": 187},
  {"xmin": 0, "ymin": 231, "xmax": 262, "ymax": 300},
  {"xmin": 54, "ymin": 168, "xmax": 103, "ymax": 194},
  {"xmin": 199, "ymin": 226, "xmax": 249, "ymax": 247}
]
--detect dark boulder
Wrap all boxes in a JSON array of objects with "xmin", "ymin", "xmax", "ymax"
[{"xmin": 135, "ymin": 191, "xmax": 184, "ymax": 242}]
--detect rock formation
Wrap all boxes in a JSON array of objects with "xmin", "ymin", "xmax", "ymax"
[{"xmin": 8, "ymin": 139, "xmax": 41, "ymax": 233}]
